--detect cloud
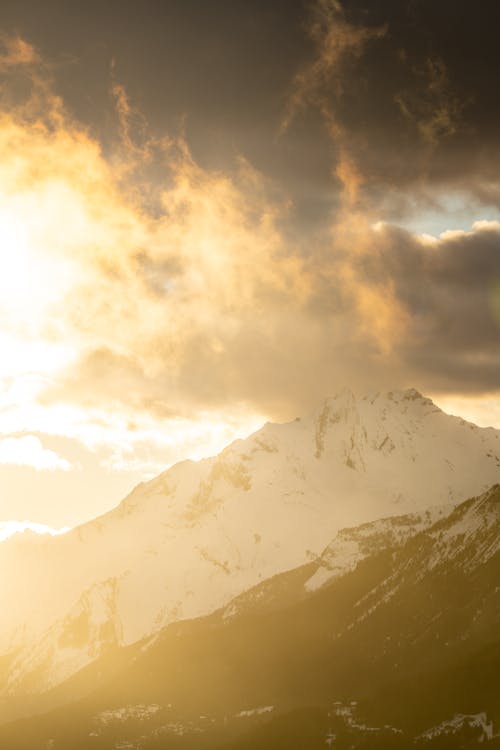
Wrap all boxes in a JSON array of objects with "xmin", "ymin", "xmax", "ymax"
[
  {"xmin": 394, "ymin": 56, "xmax": 464, "ymax": 146},
  {"xmin": 0, "ymin": 436, "xmax": 72, "ymax": 471},
  {"xmin": 349, "ymin": 220, "xmax": 500, "ymax": 393},
  {"xmin": 0, "ymin": 35, "xmax": 38, "ymax": 69},
  {"xmin": 0, "ymin": 38, "xmax": 313, "ymax": 465},
  {"xmin": 275, "ymin": 0, "xmax": 500, "ymax": 404},
  {"xmin": 0, "ymin": 21, "xmax": 498, "ymax": 492},
  {"xmin": 282, "ymin": 0, "xmax": 386, "ymax": 132},
  {"xmin": 282, "ymin": 0, "xmax": 385, "ymax": 208},
  {"xmin": 282, "ymin": 0, "xmax": 500, "ymax": 223},
  {"xmin": 0, "ymin": 520, "xmax": 69, "ymax": 543}
]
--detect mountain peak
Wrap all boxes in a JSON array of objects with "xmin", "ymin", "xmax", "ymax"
[
  {"xmin": 1, "ymin": 387, "xmax": 499, "ymax": 699},
  {"xmin": 402, "ymin": 386, "xmax": 424, "ymax": 400},
  {"xmin": 362, "ymin": 387, "xmax": 436, "ymax": 407},
  {"xmin": 317, "ymin": 387, "xmax": 437, "ymax": 417},
  {"xmin": 388, "ymin": 387, "xmax": 435, "ymax": 406}
]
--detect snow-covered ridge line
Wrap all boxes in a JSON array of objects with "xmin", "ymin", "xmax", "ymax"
[
  {"xmin": 0, "ymin": 388, "xmax": 499, "ymax": 696},
  {"xmin": 305, "ymin": 504, "xmax": 451, "ymax": 592}
]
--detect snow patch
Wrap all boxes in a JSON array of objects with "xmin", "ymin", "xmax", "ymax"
[
  {"xmin": 418, "ymin": 712, "xmax": 494, "ymax": 742},
  {"xmin": 96, "ymin": 704, "xmax": 161, "ymax": 725},
  {"xmin": 236, "ymin": 705, "xmax": 274, "ymax": 718}
]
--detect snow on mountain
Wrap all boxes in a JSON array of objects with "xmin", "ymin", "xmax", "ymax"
[
  {"xmin": 343, "ymin": 483, "xmax": 500, "ymax": 628},
  {"xmin": 304, "ymin": 504, "xmax": 450, "ymax": 592},
  {"xmin": 417, "ymin": 713, "xmax": 495, "ymax": 742},
  {"xmin": 425, "ymin": 484, "xmax": 500, "ymax": 571},
  {"xmin": 2, "ymin": 486, "xmax": 497, "ymax": 747},
  {"xmin": 0, "ymin": 388, "xmax": 499, "ymax": 695}
]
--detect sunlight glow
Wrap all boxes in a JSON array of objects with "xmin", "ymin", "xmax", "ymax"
[
  {"xmin": 432, "ymin": 394, "xmax": 500, "ymax": 430},
  {"xmin": 0, "ymin": 195, "xmax": 75, "ymax": 328}
]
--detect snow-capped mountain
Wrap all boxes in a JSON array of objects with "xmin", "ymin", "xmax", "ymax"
[
  {"xmin": 1, "ymin": 486, "xmax": 498, "ymax": 748},
  {"xmin": 0, "ymin": 388, "xmax": 499, "ymax": 697}
]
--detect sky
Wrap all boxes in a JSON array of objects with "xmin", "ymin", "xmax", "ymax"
[{"xmin": 0, "ymin": 0, "xmax": 499, "ymax": 529}]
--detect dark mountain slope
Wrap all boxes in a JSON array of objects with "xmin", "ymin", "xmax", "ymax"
[{"xmin": 1, "ymin": 486, "xmax": 498, "ymax": 749}]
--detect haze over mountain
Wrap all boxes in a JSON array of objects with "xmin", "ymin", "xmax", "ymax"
[
  {"xmin": 0, "ymin": 388, "xmax": 498, "ymax": 719},
  {"xmin": 1, "ymin": 482, "xmax": 498, "ymax": 748},
  {"xmin": 0, "ymin": 2, "xmax": 499, "ymax": 748}
]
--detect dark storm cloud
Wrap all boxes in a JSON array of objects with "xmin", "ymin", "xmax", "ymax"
[
  {"xmin": 285, "ymin": 0, "xmax": 500, "ymax": 217},
  {"xmin": 355, "ymin": 222, "xmax": 500, "ymax": 392},
  {"xmin": 0, "ymin": 0, "xmax": 334, "ymax": 235},
  {"xmin": 2, "ymin": 1, "xmax": 500, "ymax": 220},
  {"xmin": 0, "ymin": 0, "xmax": 499, "ymax": 423}
]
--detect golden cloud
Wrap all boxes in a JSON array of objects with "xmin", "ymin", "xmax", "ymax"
[
  {"xmin": 0, "ymin": 26, "xmax": 497, "ymax": 491},
  {"xmin": 0, "ymin": 35, "xmax": 316, "ymax": 472}
]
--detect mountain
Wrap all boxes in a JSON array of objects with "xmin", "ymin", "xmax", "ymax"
[
  {"xmin": 0, "ymin": 388, "xmax": 499, "ymax": 702},
  {"xmin": 1, "ymin": 485, "xmax": 498, "ymax": 748}
]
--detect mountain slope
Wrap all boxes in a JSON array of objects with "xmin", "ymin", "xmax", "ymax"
[
  {"xmin": 0, "ymin": 388, "xmax": 499, "ymax": 698},
  {"xmin": 1, "ymin": 485, "xmax": 498, "ymax": 748}
]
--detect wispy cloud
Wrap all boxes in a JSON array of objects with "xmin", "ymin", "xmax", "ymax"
[
  {"xmin": 282, "ymin": 0, "xmax": 386, "ymax": 133},
  {"xmin": 0, "ymin": 435, "xmax": 72, "ymax": 471},
  {"xmin": 394, "ymin": 57, "xmax": 464, "ymax": 146}
]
